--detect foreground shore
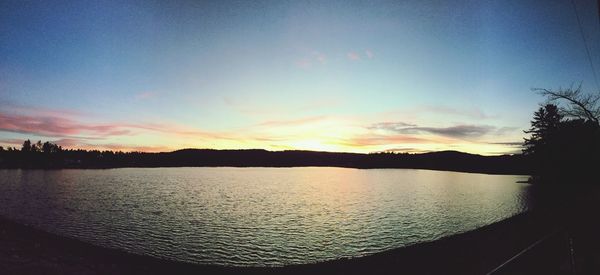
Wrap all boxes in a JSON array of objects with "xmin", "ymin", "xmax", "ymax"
[{"xmin": 2, "ymin": 187, "xmax": 599, "ymax": 275}]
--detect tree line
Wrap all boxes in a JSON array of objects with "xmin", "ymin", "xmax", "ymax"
[{"xmin": 0, "ymin": 143, "xmax": 527, "ymax": 174}]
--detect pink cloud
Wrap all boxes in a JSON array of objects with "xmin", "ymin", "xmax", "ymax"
[
  {"xmin": 135, "ymin": 91, "xmax": 157, "ymax": 100},
  {"xmin": 257, "ymin": 116, "xmax": 328, "ymax": 127},
  {"xmin": 294, "ymin": 58, "xmax": 312, "ymax": 69},
  {"xmin": 347, "ymin": 52, "xmax": 360, "ymax": 61},
  {"xmin": 313, "ymin": 52, "xmax": 327, "ymax": 64},
  {"xmin": 52, "ymin": 138, "xmax": 84, "ymax": 148},
  {"xmin": 0, "ymin": 112, "xmax": 131, "ymax": 137},
  {"xmin": 0, "ymin": 107, "xmax": 235, "ymax": 146},
  {"xmin": 365, "ymin": 49, "xmax": 374, "ymax": 59},
  {"xmin": 0, "ymin": 101, "xmax": 86, "ymax": 118}
]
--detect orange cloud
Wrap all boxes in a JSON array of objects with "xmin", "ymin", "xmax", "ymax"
[{"xmin": 341, "ymin": 134, "xmax": 431, "ymax": 147}]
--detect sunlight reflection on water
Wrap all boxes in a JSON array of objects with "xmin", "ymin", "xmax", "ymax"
[{"xmin": 0, "ymin": 167, "xmax": 531, "ymax": 266}]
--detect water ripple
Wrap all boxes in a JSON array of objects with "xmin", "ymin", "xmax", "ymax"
[{"xmin": 0, "ymin": 167, "xmax": 531, "ymax": 266}]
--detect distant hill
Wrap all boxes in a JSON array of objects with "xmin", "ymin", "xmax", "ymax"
[{"xmin": 0, "ymin": 148, "xmax": 529, "ymax": 175}]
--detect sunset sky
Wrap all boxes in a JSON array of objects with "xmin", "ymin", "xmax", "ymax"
[{"xmin": 1, "ymin": 0, "xmax": 599, "ymax": 155}]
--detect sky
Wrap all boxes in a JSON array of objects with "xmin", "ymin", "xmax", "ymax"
[{"xmin": 1, "ymin": 0, "xmax": 599, "ymax": 155}]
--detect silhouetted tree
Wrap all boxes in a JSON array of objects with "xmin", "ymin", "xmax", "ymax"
[
  {"xmin": 21, "ymin": 140, "xmax": 32, "ymax": 152},
  {"xmin": 533, "ymin": 85, "xmax": 599, "ymax": 125},
  {"xmin": 525, "ymin": 87, "xmax": 600, "ymax": 183},
  {"xmin": 523, "ymin": 104, "xmax": 562, "ymax": 156},
  {"xmin": 41, "ymin": 141, "xmax": 61, "ymax": 154},
  {"xmin": 32, "ymin": 140, "xmax": 42, "ymax": 152}
]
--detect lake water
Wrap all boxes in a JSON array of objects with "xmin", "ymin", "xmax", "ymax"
[{"xmin": 0, "ymin": 167, "xmax": 531, "ymax": 266}]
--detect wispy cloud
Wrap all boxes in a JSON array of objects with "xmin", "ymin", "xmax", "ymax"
[
  {"xmin": 0, "ymin": 138, "xmax": 26, "ymax": 147},
  {"xmin": 52, "ymin": 138, "xmax": 85, "ymax": 148},
  {"xmin": 294, "ymin": 58, "xmax": 312, "ymax": 69},
  {"xmin": 488, "ymin": 141, "xmax": 523, "ymax": 146},
  {"xmin": 135, "ymin": 91, "xmax": 157, "ymax": 100},
  {"xmin": 367, "ymin": 121, "xmax": 496, "ymax": 139},
  {"xmin": 294, "ymin": 51, "xmax": 328, "ymax": 69},
  {"xmin": 382, "ymin": 105, "xmax": 495, "ymax": 120},
  {"xmin": 365, "ymin": 49, "xmax": 374, "ymax": 59},
  {"xmin": 495, "ymin": 126, "xmax": 519, "ymax": 135},
  {"xmin": 313, "ymin": 51, "xmax": 327, "ymax": 64},
  {"xmin": 347, "ymin": 52, "xmax": 360, "ymax": 61},
  {"xmin": 423, "ymin": 105, "xmax": 494, "ymax": 120},
  {"xmin": 0, "ymin": 112, "xmax": 132, "ymax": 138},
  {"xmin": 340, "ymin": 134, "xmax": 431, "ymax": 147},
  {"xmin": 0, "ymin": 100, "xmax": 86, "ymax": 118},
  {"xmin": 399, "ymin": 125, "xmax": 495, "ymax": 138},
  {"xmin": 0, "ymin": 108, "xmax": 232, "ymax": 148},
  {"xmin": 227, "ymin": 98, "xmax": 341, "ymax": 116},
  {"xmin": 368, "ymin": 122, "xmax": 417, "ymax": 131},
  {"xmin": 258, "ymin": 116, "xmax": 328, "ymax": 127}
]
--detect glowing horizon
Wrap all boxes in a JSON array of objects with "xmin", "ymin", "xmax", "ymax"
[{"xmin": 1, "ymin": 1, "xmax": 599, "ymax": 155}]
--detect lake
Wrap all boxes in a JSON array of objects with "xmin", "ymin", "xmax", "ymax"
[{"xmin": 0, "ymin": 167, "xmax": 531, "ymax": 266}]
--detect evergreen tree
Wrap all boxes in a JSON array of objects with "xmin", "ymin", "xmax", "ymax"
[
  {"xmin": 21, "ymin": 139, "xmax": 32, "ymax": 152},
  {"xmin": 523, "ymin": 104, "xmax": 562, "ymax": 156}
]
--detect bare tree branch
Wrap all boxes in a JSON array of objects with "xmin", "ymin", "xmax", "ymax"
[{"xmin": 532, "ymin": 85, "xmax": 600, "ymax": 125}]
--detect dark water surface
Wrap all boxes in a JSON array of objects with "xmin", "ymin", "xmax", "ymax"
[{"xmin": 0, "ymin": 167, "xmax": 531, "ymax": 266}]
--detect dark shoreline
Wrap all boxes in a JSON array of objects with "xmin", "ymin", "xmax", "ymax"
[
  {"xmin": 0, "ymin": 149, "xmax": 530, "ymax": 175},
  {"xmin": 0, "ymin": 210, "xmax": 561, "ymax": 275}
]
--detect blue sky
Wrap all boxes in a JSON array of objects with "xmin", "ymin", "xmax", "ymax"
[{"xmin": 1, "ymin": 0, "xmax": 599, "ymax": 154}]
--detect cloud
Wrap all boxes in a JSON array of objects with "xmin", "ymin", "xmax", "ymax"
[
  {"xmin": 495, "ymin": 126, "xmax": 519, "ymax": 135},
  {"xmin": 423, "ymin": 105, "xmax": 494, "ymax": 120},
  {"xmin": 0, "ymin": 100, "xmax": 86, "ymax": 118},
  {"xmin": 295, "ymin": 51, "xmax": 327, "ymax": 68},
  {"xmin": 257, "ymin": 116, "xmax": 328, "ymax": 127},
  {"xmin": 227, "ymin": 98, "xmax": 341, "ymax": 116},
  {"xmin": 313, "ymin": 51, "xmax": 327, "ymax": 64},
  {"xmin": 0, "ymin": 108, "xmax": 232, "ymax": 148},
  {"xmin": 135, "ymin": 91, "xmax": 157, "ymax": 100},
  {"xmin": 52, "ymin": 138, "xmax": 85, "ymax": 147},
  {"xmin": 347, "ymin": 52, "xmax": 360, "ymax": 61},
  {"xmin": 341, "ymin": 134, "xmax": 431, "ymax": 147},
  {"xmin": 368, "ymin": 121, "xmax": 496, "ymax": 138},
  {"xmin": 294, "ymin": 58, "xmax": 312, "ymax": 69},
  {"xmin": 368, "ymin": 122, "xmax": 417, "ymax": 131},
  {"xmin": 365, "ymin": 49, "xmax": 374, "ymax": 59},
  {"xmin": 488, "ymin": 141, "xmax": 523, "ymax": 146},
  {"xmin": 400, "ymin": 125, "xmax": 495, "ymax": 138},
  {"xmin": 0, "ymin": 112, "xmax": 132, "ymax": 137},
  {"xmin": 0, "ymin": 138, "xmax": 26, "ymax": 147}
]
